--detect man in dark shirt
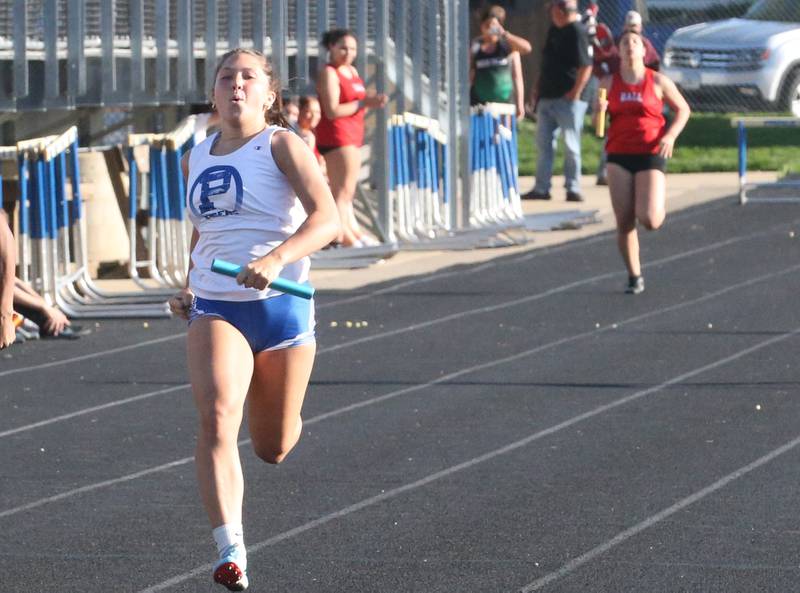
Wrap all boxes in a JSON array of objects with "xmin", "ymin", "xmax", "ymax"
[{"xmin": 523, "ymin": 0, "xmax": 593, "ymax": 202}]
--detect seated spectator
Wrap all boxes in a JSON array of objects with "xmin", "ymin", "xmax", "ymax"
[
  {"xmin": 283, "ymin": 96, "xmax": 300, "ymax": 131},
  {"xmin": 13, "ymin": 277, "xmax": 76, "ymax": 340},
  {"xmin": 0, "ymin": 209, "xmax": 76, "ymax": 348},
  {"xmin": 1, "ymin": 208, "xmax": 15, "ymax": 348},
  {"xmin": 297, "ymin": 95, "xmax": 327, "ymax": 176}
]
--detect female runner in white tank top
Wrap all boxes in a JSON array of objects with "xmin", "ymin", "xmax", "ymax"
[{"xmin": 168, "ymin": 48, "xmax": 339, "ymax": 591}]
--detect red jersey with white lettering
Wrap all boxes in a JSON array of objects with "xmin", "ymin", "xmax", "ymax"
[
  {"xmin": 315, "ymin": 64, "xmax": 367, "ymax": 148},
  {"xmin": 605, "ymin": 68, "xmax": 665, "ymax": 155}
]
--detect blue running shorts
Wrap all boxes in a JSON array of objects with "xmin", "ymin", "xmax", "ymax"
[{"xmin": 188, "ymin": 293, "xmax": 316, "ymax": 353}]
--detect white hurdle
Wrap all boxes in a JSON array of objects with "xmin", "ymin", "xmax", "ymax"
[
  {"xmin": 469, "ymin": 102, "xmax": 522, "ymax": 227},
  {"xmin": 734, "ymin": 116, "xmax": 800, "ymax": 204},
  {"xmin": 388, "ymin": 112, "xmax": 450, "ymax": 243}
]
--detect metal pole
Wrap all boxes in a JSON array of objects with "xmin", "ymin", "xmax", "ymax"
[
  {"xmin": 130, "ymin": 0, "xmax": 145, "ymax": 98},
  {"xmin": 395, "ymin": 0, "xmax": 406, "ymax": 113},
  {"xmin": 374, "ymin": 0, "xmax": 392, "ymax": 241},
  {"xmin": 228, "ymin": 0, "xmax": 242, "ymax": 49},
  {"xmin": 412, "ymin": 0, "xmax": 423, "ymax": 113},
  {"xmin": 296, "ymin": 0, "xmax": 309, "ymax": 91},
  {"xmin": 335, "ymin": 0, "xmax": 348, "ymax": 28},
  {"xmin": 253, "ymin": 0, "xmax": 265, "ymax": 52},
  {"xmin": 317, "ymin": 0, "xmax": 329, "ymax": 40},
  {"xmin": 67, "ymin": 0, "xmax": 86, "ymax": 102},
  {"xmin": 355, "ymin": 0, "xmax": 368, "ymax": 79},
  {"xmin": 13, "ymin": 0, "xmax": 27, "ymax": 101},
  {"xmin": 176, "ymin": 0, "xmax": 193, "ymax": 100},
  {"xmin": 457, "ymin": 0, "xmax": 471, "ymax": 229},
  {"xmin": 428, "ymin": 3, "xmax": 441, "ymax": 121},
  {"xmin": 205, "ymin": 0, "xmax": 219, "ymax": 97},
  {"xmin": 155, "ymin": 0, "xmax": 170, "ymax": 97},
  {"xmin": 44, "ymin": 0, "xmax": 60, "ymax": 103},
  {"xmin": 271, "ymin": 0, "xmax": 288, "ymax": 87},
  {"xmin": 445, "ymin": 0, "xmax": 459, "ymax": 228}
]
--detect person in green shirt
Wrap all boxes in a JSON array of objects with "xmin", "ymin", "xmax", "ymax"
[{"xmin": 469, "ymin": 5, "xmax": 532, "ymax": 119}]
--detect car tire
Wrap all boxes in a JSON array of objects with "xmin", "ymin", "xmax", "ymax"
[{"xmin": 779, "ymin": 67, "xmax": 800, "ymax": 118}]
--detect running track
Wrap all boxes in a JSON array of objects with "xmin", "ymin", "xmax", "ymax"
[{"xmin": 3, "ymin": 196, "xmax": 800, "ymax": 592}]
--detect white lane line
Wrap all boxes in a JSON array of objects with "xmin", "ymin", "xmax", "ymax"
[
  {"xmin": 139, "ymin": 323, "xmax": 800, "ymax": 592},
  {"xmin": 0, "ymin": 385, "xmax": 189, "ymax": 439},
  {"xmin": 320, "ymin": 198, "xmax": 733, "ymax": 307},
  {"xmin": 0, "ymin": 227, "xmax": 781, "ymax": 440},
  {"xmin": 0, "ymin": 199, "xmax": 749, "ymax": 378},
  {"xmin": 0, "ymin": 455, "xmax": 196, "ymax": 519},
  {"xmin": 298, "ymin": 262, "xmax": 800, "ymax": 424},
  {"xmin": 519, "ymin": 435, "xmax": 800, "ymax": 591},
  {"xmin": 0, "ymin": 334, "xmax": 185, "ymax": 379},
  {"xmin": 284, "ymin": 227, "xmax": 788, "ymax": 357},
  {"xmin": 4, "ymin": 262, "xmax": 798, "ymax": 522}
]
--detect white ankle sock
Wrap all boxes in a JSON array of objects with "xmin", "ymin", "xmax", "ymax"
[{"xmin": 213, "ymin": 523, "xmax": 245, "ymax": 556}]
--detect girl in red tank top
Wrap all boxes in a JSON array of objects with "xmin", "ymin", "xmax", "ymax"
[
  {"xmin": 593, "ymin": 31, "xmax": 691, "ymax": 295},
  {"xmin": 606, "ymin": 68, "xmax": 665, "ymax": 155},
  {"xmin": 315, "ymin": 64, "xmax": 366, "ymax": 148},
  {"xmin": 317, "ymin": 29, "xmax": 387, "ymax": 247}
]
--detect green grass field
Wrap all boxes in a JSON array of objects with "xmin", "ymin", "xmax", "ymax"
[{"xmin": 517, "ymin": 113, "xmax": 800, "ymax": 177}]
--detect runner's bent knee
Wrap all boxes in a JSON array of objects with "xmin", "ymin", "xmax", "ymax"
[{"xmin": 252, "ymin": 418, "xmax": 302, "ymax": 464}]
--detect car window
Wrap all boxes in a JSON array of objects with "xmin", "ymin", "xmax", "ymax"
[{"xmin": 744, "ymin": 0, "xmax": 800, "ymax": 22}]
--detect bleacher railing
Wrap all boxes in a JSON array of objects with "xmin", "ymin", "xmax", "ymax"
[{"xmin": 2, "ymin": 0, "xmax": 477, "ymax": 243}]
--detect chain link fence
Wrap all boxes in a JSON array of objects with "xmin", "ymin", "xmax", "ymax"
[
  {"xmin": 472, "ymin": 0, "xmax": 799, "ymax": 117},
  {"xmin": 594, "ymin": 0, "xmax": 800, "ymax": 116}
]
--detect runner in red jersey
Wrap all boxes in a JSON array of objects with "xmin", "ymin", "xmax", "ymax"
[
  {"xmin": 594, "ymin": 31, "xmax": 690, "ymax": 295},
  {"xmin": 317, "ymin": 29, "xmax": 387, "ymax": 247}
]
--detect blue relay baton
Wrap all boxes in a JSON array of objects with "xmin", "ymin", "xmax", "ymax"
[{"xmin": 210, "ymin": 258, "xmax": 315, "ymax": 300}]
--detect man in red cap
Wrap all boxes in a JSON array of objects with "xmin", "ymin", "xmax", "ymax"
[{"xmin": 623, "ymin": 10, "xmax": 661, "ymax": 71}]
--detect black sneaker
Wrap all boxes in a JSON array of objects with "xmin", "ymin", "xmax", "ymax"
[
  {"xmin": 625, "ymin": 275, "xmax": 645, "ymax": 295},
  {"xmin": 566, "ymin": 191, "xmax": 585, "ymax": 202},
  {"xmin": 41, "ymin": 325, "xmax": 83, "ymax": 340},
  {"xmin": 521, "ymin": 189, "xmax": 552, "ymax": 200}
]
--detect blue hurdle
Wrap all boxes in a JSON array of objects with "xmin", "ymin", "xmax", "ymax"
[
  {"xmin": 11, "ymin": 128, "xmax": 173, "ymax": 317},
  {"xmin": 734, "ymin": 116, "xmax": 800, "ymax": 204},
  {"xmin": 387, "ymin": 112, "xmax": 449, "ymax": 243},
  {"xmin": 126, "ymin": 116, "xmax": 196, "ymax": 291},
  {"xmin": 469, "ymin": 103, "xmax": 522, "ymax": 227},
  {"xmin": 36, "ymin": 128, "xmax": 169, "ymax": 316},
  {"xmin": 386, "ymin": 104, "xmax": 523, "ymax": 250}
]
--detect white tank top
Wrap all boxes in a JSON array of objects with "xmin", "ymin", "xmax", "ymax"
[{"xmin": 186, "ymin": 126, "xmax": 309, "ymax": 301}]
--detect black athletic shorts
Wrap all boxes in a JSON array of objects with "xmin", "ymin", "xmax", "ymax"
[{"xmin": 607, "ymin": 153, "xmax": 667, "ymax": 174}]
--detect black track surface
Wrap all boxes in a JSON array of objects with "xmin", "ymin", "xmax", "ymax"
[{"xmin": 3, "ymin": 196, "xmax": 800, "ymax": 593}]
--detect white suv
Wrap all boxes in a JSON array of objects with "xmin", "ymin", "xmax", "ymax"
[{"xmin": 662, "ymin": 0, "xmax": 800, "ymax": 116}]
